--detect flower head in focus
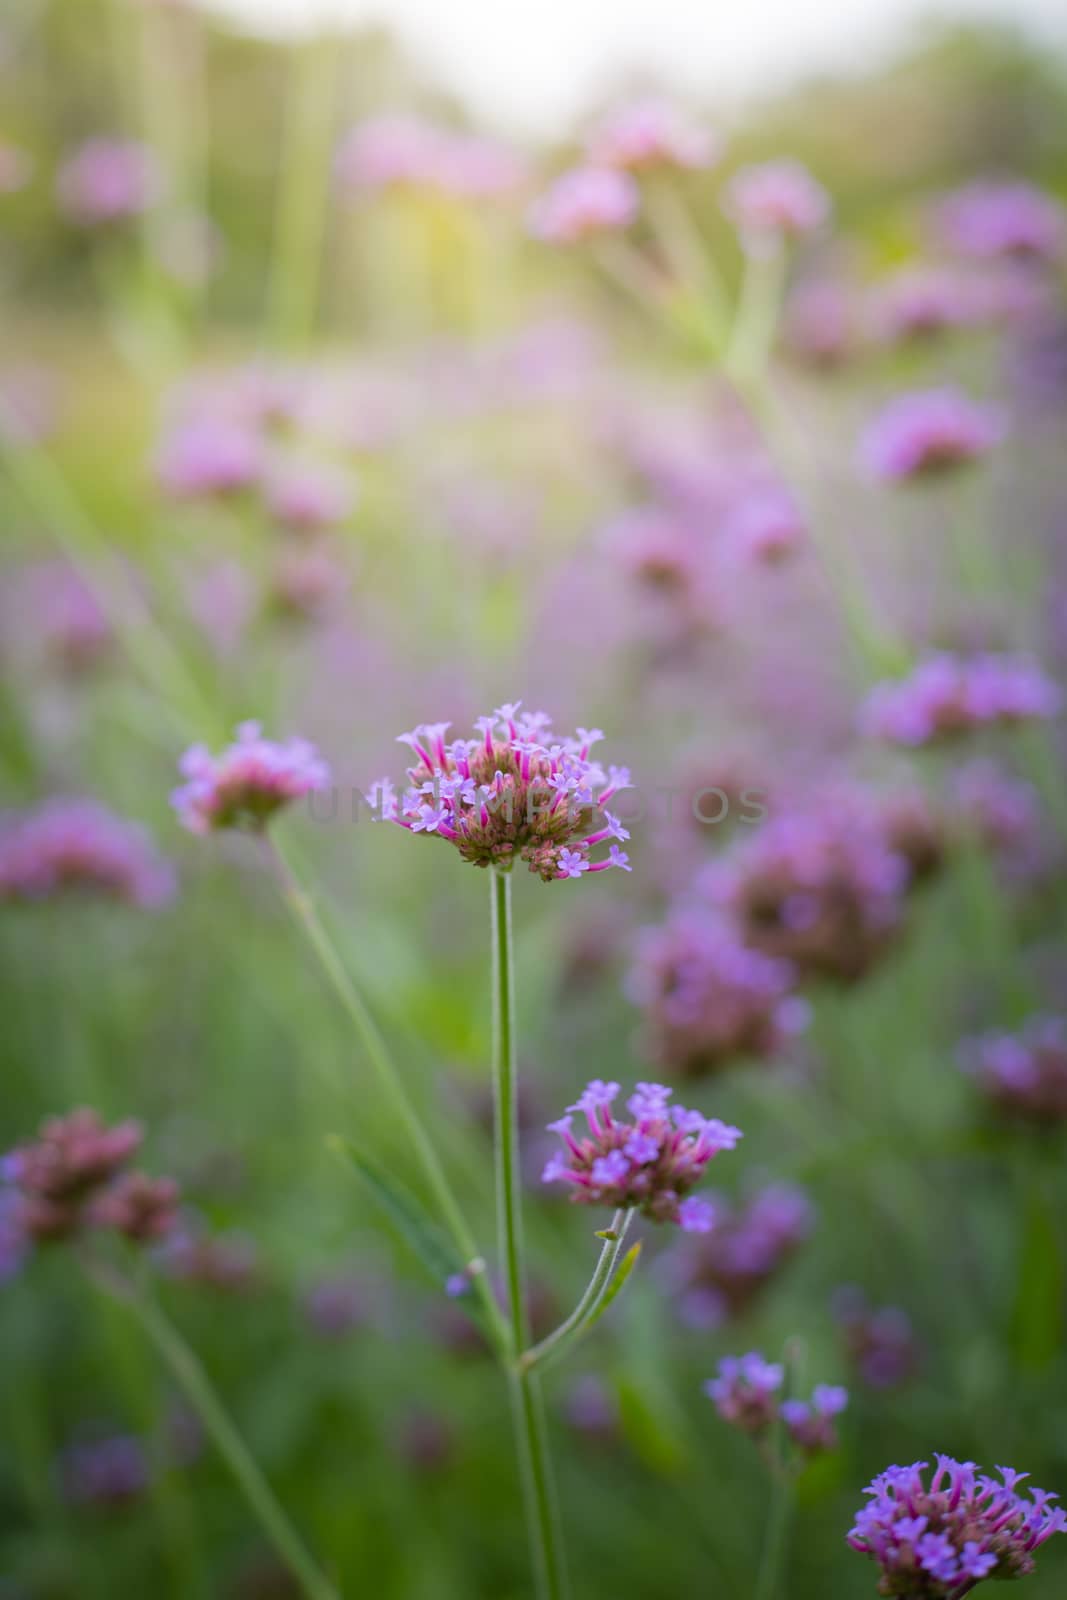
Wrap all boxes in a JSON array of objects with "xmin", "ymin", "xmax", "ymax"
[
  {"xmin": 586, "ymin": 98, "xmax": 717, "ymax": 172},
  {"xmin": 527, "ymin": 167, "xmax": 638, "ymax": 243},
  {"xmin": 541, "ymin": 1079, "xmax": 740, "ymax": 1229},
  {"xmin": 860, "ymin": 387, "xmax": 1004, "ymax": 481},
  {"xmin": 366, "ymin": 705, "xmax": 633, "ymax": 881},
  {"xmin": 848, "ymin": 1457, "xmax": 1066, "ymax": 1594},
  {"xmin": 171, "ymin": 722, "xmax": 330, "ymax": 835},
  {"xmin": 779, "ymin": 1385, "xmax": 848, "ymax": 1456}
]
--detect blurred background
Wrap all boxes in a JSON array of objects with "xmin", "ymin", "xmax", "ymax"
[{"xmin": 2, "ymin": 0, "xmax": 1067, "ymax": 1596}]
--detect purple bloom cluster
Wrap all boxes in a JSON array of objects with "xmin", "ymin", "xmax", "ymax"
[
  {"xmin": 627, "ymin": 912, "xmax": 809, "ymax": 1078},
  {"xmin": 706, "ymin": 1352, "xmax": 847, "ymax": 1456},
  {"xmin": 60, "ymin": 1433, "xmax": 151, "ymax": 1510},
  {"xmin": 0, "ymin": 799, "xmax": 175, "ymax": 908},
  {"xmin": 527, "ymin": 167, "xmax": 639, "ymax": 243},
  {"xmin": 11, "ymin": 559, "xmax": 113, "ymax": 672},
  {"xmin": 2, "ymin": 1108, "xmax": 178, "ymax": 1248},
  {"xmin": 723, "ymin": 161, "xmax": 830, "ymax": 248},
  {"xmin": 938, "ymin": 181, "xmax": 1066, "ymax": 263},
  {"xmin": 724, "ymin": 488, "xmax": 806, "ymax": 566},
  {"xmin": 335, "ymin": 115, "xmax": 527, "ymax": 200},
  {"xmin": 368, "ymin": 705, "xmax": 633, "ymax": 881},
  {"xmin": 586, "ymin": 98, "xmax": 717, "ymax": 172},
  {"xmin": 848, "ymin": 1457, "xmax": 1066, "ymax": 1595},
  {"xmin": 862, "ymin": 654, "xmax": 1061, "ymax": 746},
  {"xmin": 664, "ymin": 1183, "xmax": 814, "ymax": 1328},
  {"xmin": 871, "ymin": 269, "xmax": 984, "ymax": 344},
  {"xmin": 834, "ymin": 1287, "xmax": 922, "ymax": 1389},
  {"xmin": 264, "ymin": 457, "xmax": 357, "ymax": 534},
  {"xmin": 172, "ymin": 721, "xmax": 330, "ymax": 835},
  {"xmin": 861, "ymin": 388, "xmax": 1004, "ymax": 481},
  {"xmin": 156, "ymin": 417, "xmax": 264, "ymax": 499},
  {"xmin": 541, "ymin": 1080, "xmax": 741, "ymax": 1230},
  {"xmin": 961, "ymin": 1016, "xmax": 1067, "ymax": 1125},
  {"xmin": 56, "ymin": 138, "xmax": 162, "ymax": 225}
]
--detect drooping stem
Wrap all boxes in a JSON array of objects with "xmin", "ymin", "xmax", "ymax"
[
  {"xmin": 490, "ymin": 868, "xmax": 569, "ymax": 1600},
  {"xmin": 262, "ymin": 832, "xmax": 508, "ymax": 1357},
  {"xmin": 86, "ymin": 1262, "xmax": 339, "ymax": 1600},
  {"xmin": 519, "ymin": 1210, "xmax": 633, "ymax": 1374}
]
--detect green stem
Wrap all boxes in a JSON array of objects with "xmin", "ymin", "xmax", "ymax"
[
  {"xmin": 267, "ymin": 34, "xmax": 341, "ymax": 349},
  {"xmin": 263, "ymin": 832, "xmax": 508, "ymax": 1357},
  {"xmin": 725, "ymin": 246, "xmax": 787, "ymax": 387},
  {"xmin": 491, "ymin": 868, "xmax": 569, "ymax": 1600},
  {"xmin": 753, "ymin": 1465, "xmax": 794, "ymax": 1600},
  {"xmin": 519, "ymin": 1210, "xmax": 633, "ymax": 1374},
  {"xmin": 86, "ymin": 1263, "xmax": 339, "ymax": 1600}
]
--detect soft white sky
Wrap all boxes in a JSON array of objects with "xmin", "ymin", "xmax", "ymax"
[{"xmin": 213, "ymin": 0, "xmax": 1067, "ymax": 134}]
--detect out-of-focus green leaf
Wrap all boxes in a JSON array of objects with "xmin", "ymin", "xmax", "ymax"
[{"xmin": 329, "ymin": 1135, "xmax": 465, "ymax": 1290}]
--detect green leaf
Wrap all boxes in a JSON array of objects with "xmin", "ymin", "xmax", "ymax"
[
  {"xmin": 329, "ymin": 1136, "xmax": 466, "ymax": 1289},
  {"xmin": 585, "ymin": 1242, "xmax": 642, "ymax": 1332},
  {"xmin": 1011, "ymin": 1178, "xmax": 1064, "ymax": 1373}
]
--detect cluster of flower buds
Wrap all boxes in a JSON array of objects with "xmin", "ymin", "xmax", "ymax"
[
  {"xmin": 1, "ymin": 1109, "xmax": 179, "ymax": 1250},
  {"xmin": 368, "ymin": 704, "xmax": 633, "ymax": 881},
  {"xmin": 848, "ymin": 1457, "xmax": 1066, "ymax": 1594},
  {"xmin": 172, "ymin": 721, "xmax": 330, "ymax": 835},
  {"xmin": 527, "ymin": 167, "xmax": 639, "ymax": 243},
  {"xmin": 706, "ymin": 1352, "xmax": 847, "ymax": 1458},
  {"xmin": 541, "ymin": 1080, "xmax": 740, "ymax": 1231},
  {"xmin": 833, "ymin": 1287, "xmax": 922, "ymax": 1390},
  {"xmin": 0, "ymin": 799, "xmax": 175, "ymax": 908},
  {"xmin": 863, "ymin": 654, "xmax": 1061, "ymax": 746},
  {"xmin": 627, "ymin": 912, "xmax": 809, "ymax": 1078},
  {"xmin": 585, "ymin": 97, "xmax": 717, "ymax": 173},
  {"xmin": 938, "ymin": 181, "xmax": 1066, "ymax": 263},
  {"xmin": 961, "ymin": 1016, "xmax": 1067, "ymax": 1125},
  {"xmin": 860, "ymin": 387, "xmax": 1004, "ymax": 481},
  {"xmin": 662, "ymin": 1183, "xmax": 813, "ymax": 1328},
  {"xmin": 60, "ymin": 1432, "xmax": 150, "ymax": 1510},
  {"xmin": 723, "ymin": 161, "xmax": 830, "ymax": 248}
]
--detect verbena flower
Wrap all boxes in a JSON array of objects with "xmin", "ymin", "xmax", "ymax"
[
  {"xmin": 723, "ymin": 161, "xmax": 830, "ymax": 248},
  {"xmin": 950, "ymin": 761, "xmax": 1040, "ymax": 860},
  {"xmin": 860, "ymin": 388, "xmax": 1004, "ymax": 481},
  {"xmin": 161, "ymin": 1221, "xmax": 260, "ymax": 1293},
  {"xmin": 12, "ymin": 559, "xmax": 113, "ymax": 672},
  {"xmin": 60, "ymin": 1433, "xmax": 150, "ymax": 1509},
  {"xmin": 88, "ymin": 1172, "xmax": 181, "ymax": 1242},
  {"xmin": 780, "ymin": 1385, "xmax": 848, "ymax": 1456},
  {"xmin": 527, "ymin": 167, "xmax": 639, "ymax": 243},
  {"xmin": 783, "ymin": 280, "xmax": 853, "ymax": 367},
  {"xmin": 834, "ymin": 1287, "xmax": 922, "ymax": 1390},
  {"xmin": 172, "ymin": 721, "xmax": 330, "ymax": 835},
  {"xmin": 704, "ymin": 1352, "xmax": 784, "ymax": 1433},
  {"xmin": 862, "ymin": 655, "xmax": 1061, "ymax": 746},
  {"xmin": 848, "ymin": 1457, "xmax": 1066, "ymax": 1595},
  {"xmin": 961, "ymin": 1016, "xmax": 1067, "ymax": 1124},
  {"xmin": 938, "ymin": 181, "xmax": 1066, "ymax": 263},
  {"xmin": 585, "ymin": 98, "xmax": 717, "ymax": 172},
  {"xmin": 265, "ymin": 458, "xmax": 356, "ymax": 534},
  {"xmin": 724, "ymin": 488, "xmax": 805, "ymax": 565},
  {"xmin": 663, "ymin": 1183, "xmax": 813, "ymax": 1328},
  {"xmin": 870, "ymin": 268, "xmax": 983, "ymax": 343},
  {"xmin": 541, "ymin": 1080, "xmax": 740, "ymax": 1230},
  {"xmin": 367, "ymin": 705, "xmax": 633, "ymax": 880},
  {"xmin": 156, "ymin": 418, "xmax": 263, "ymax": 500},
  {"xmin": 335, "ymin": 116, "xmax": 525, "ymax": 199},
  {"xmin": 0, "ymin": 799, "xmax": 175, "ymax": 908},
  {"xmin": 628, "ymin": 911, "xmax": 809, "ymax": 1078},
  {"xmin": 56, "ymin": 139, "xmax": 162, "ymax": 225}
]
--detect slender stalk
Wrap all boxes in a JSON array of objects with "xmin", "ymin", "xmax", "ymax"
[
  {"xmin": 519, "ymin": 1210, "xmax": 633, "ymax": 1374},
  {"xmin": 267, "ymin": 34, "xmax": 341, "ymax": 349},
  {"xmin": 491, "ymin": 868, "xmax": 569, "ymax": 1600},
  {"xmin": 725, "ymin": 246, "xmax": 787, "ymax": 387},
  {"xmin": 753, "ymin": 1464, "xmax": 794, "ymax": 1600},
  {"xmin": 86, "ymin": 1263, "xmax": 339, "ymax": 1600},
  {"xmin": 262, "ymin": 832, "xmax": 508, "ymax": 1357}
]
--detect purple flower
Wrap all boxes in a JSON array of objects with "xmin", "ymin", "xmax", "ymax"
[
  {"xmin": 871, "ymin": 267, "xmax": 985, "ymax": 343},
  {"xmin": 723, "ymin": 161, "xmax": 830, "ymax": 248},
  {"xmin": 833, "ymin": 1287, "xmax": 922, "ymax": 1389},
  {"xmin": 367, "ymin": 706, "xmax": 635, "ymax": 881},
  {"xmin": 862, "ymin": 654, "xmax": 1061, "ymax": 746},
  {"xmin": 848, "ymin": 1457, "xmax": 1066, "ymax": 1595},
  {"xmin": 667, "ymin": 1183, "xmax": 813, "ymax": 1329},
  {"xmin": 0, "ymin": 799, "xmax": 175, "ymax": 909},
  {"xmin": 586, "ymin": 98, "xmax": 717, "ymax": 172},
  {"xmin": 156, "ymin": 418, "xmax": 263, "ymax": 500},
  {"xmin": 861, "ymin": 387, "xmax": 1004, "ymax": 481},
  {"xmin": 60, "ymin": 1433, "xmax": 150, "ymax": 1509},
  {"xmin": 780, "ymin": 1385, "xmax": 848, "ymax": 1455},
  {"xmin": 335, "ymin": 115, "xmax": 526, "ymax": 199},
  {"xmin": 171, "ymin": 722, "xmax": 330, "ymax": 835},
  {"xmin": 56, "ymin": 139, "xmax": 162, "ymax": 225},
  {"xmin": 938, "ymin": 181, "xmax": 1066, "ymax": 263},
  {"xmin": 265, "ymin": 459, "xmax": 356, "ymax": 533},
  {"xmin": 704, "ymin": 1352, "xmax": 783, "ymax": 1433},
  {"xmin": 542, "ymin": 1078, "xmax": 740, "ymax": 1228},
  {"xmin": 962, "ymin": 1016, "xmax": 1067, "ymax": 1125},
  {"xmin": 527, "ymin": 167, "xmax": 638, "ymax": 243}
]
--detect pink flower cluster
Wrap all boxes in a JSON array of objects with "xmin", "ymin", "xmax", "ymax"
[
  {"xmin": 664, "ymin": 1183, "xmax": 813, "ymax": 1328},
  {"xmin": 723, "ymin": 161, "xmax": 830, "ymax": 247},
  {"xmin": 172, "ymin": 721, "xmax": 330, "ymax": 835},
  {"xmin": 862, "ymin": 654, "xmax": 1061, "ymax": 746},
  {"xmin": 706, "ymin": 1352, "xmax": 848, "ymax": 1456},
  {"xmin": 938, "ymin": 181, "xmax": 1066, "ymax": 263},
  {"xmin": 527, "ymin": 167, "xmax": 639, "ymax": 243},
  {"xmin": 962, "ymin": 1016, "xmax": 1067, "ymax": 1124},
  {"xmin": 586, "ymin": 98, "xmax": 717, "ymax": 172},
  {"xmin": 335, "ymin": 115, "xmax": 527, "ymax": 199},
  {"xmin": 861, "ymin": 387, "xmax": 1004, "ymax": 481},
  {"xmin": 0, "ymin": 799, "xmax": 175, "ymax": 908},
  {"xmin": 56, "ymin": 138, "xmax": 162, "ymax": 225},
  {"xmin": 367, "ymin": 704, "xmax": 633, "ymax": 881},
  {"xmin": 541, "ymin": 1079, "xmax": 741, "ymax": 1231}
]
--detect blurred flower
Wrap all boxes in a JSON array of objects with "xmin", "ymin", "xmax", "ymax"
[
  {"xmin": 723, "ymin": 488, "xmax": 805, "ymax": 566},
  {"xmin": 961, "ymin": 1016, "xmax": 1067, "ymax": 1125},
  {"xmin": 862, "ymin": 654, "xmax": 1061, "ymax": 745},
  {"xmin": 541, "ymin": 1079, "xmax": 741, "ymax": 1230},
  {"xmin": 156, "ymin": 418, "xmax": 263, "ymax": 500},
  {"xmin": 302, "ymin": 1273, "xmax": 371, "ymax": 1339},
  {"xmin": 171, "ymin": 721, "xmax": 330, "ymax": 835},
  {"xmin": 10, "ymin": 560, "xmax": 112, "ymax": 673},
  {"xmin": 336, "ymin": 115, "xmax": 526, "ymax": 200},
  {"xmin": 663, "ymin": 1182, "xmax": 813, "ymax": 1328},
  {"xmin": 723, "ymin": 161, "xmax": 830, "ymax": 249},
  {"xmin": 860, "ymin": 388, "xmax": 1004, "ymax": 481},
  {"xmin": 367, "ymin": 705, "xmax": 633, "ymax": 881},
  {"xmin": 0, "ymin": 799, "xmax": 175, "ymax": 908},
  {"xmin": 705, "ymin": 808, "xmax": 910, "ymax": 983},
  {"xmin": 627, "ymin": 912, "xmax": 808, "ymax": 1079},
  {"xmin": 89, "ymin": 1171, "xmax": 181, "ymax": 1242},
  {"xmin": 870, "ymin": 266, "xmax": 984, "ymax": 343},
  {"xmin": 603, "ymin": 504, "xmax": 703, "ymax": 592},
  {"xmin": 564, "ymin": 1374, "xmax": 621, "ymax": 1441},
  {"xmin": 162, "ymin": 1223, "xmax": 260, "ymax": 1293},
  {"xmin": 56, "ymin": 139, "xmax": 162, "ymax": 225},
  {"xmin": 269, "ymin": 545, "xmax": 349, "ymax": 622},
  {"xmin": 527, "ymin": 167, "xmax": 638, "ymax": 243},
  {"xmin": 782, "ymin": 280, "xmax": 854, "ymax": 367},
  {"xmin": 0, "ymin": 139, "xmax": 31, "ymax": 193},
  {"xmin": 938, "ymin": 181, "xmax": 1066, "ymax": 263},
  {"xmin": 182, "ymin": 559, "xmax": 255, "ymax": 656},
  {"xmin": 60, "ymin": 1433, "xmax": 150, "ymax": 1509},
  {"xmin": 704, "ymin": 1352, "xmax": 783, "ymax": 1434},
  {"xmin": 950, "ymin": 760, "xmax": 1040, "ymax": 859},
  {"xmin": 265, "ymin": 459, "xmax": 357, "ymax": 534},
  {"xmin": 876, "ymin": 788, "xmax": 947, "ymax": 885},
  {"xmin": 779, "ymin": 1385, "xmax": 848, "ymax": 1456},
  {"xmin": 396, "ymin": 1410, "xmax": 456, "ymax": 1475},
  {"xmin": 586, "ymin": 98, "xmax": 717, "ymax": 172},
  {"xmin": 833, "ymin": 1287, "xmax": 922, "ymax": 1389},
  {"xmin": 848, "ymin": 1457, "xmax": 1066, "ymax": 1592}
]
